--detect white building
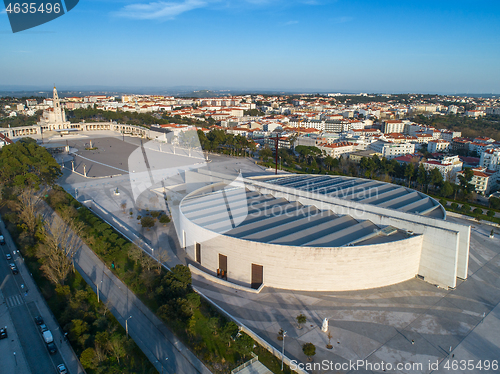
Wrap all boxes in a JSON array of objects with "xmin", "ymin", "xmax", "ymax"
[
  {"xmin": 318, "ymin": 141, "xmax": 356, "ymax": 158},
  {"xmin": 440, "ymin": 130, "xmax": 461, "ymax": 142},
  {"xmin": 480, "ymin": 148, "xmax": 500, "ymax": 171},
  {"xmin": 455, "ymin": 167, "xmax": 497, "ymax": 195},
  {"xmin": 382, "ymin": 120, "xmax": 406, "ymax": 134},
  {"xmin": 369, "ymin": 141, "xmax": 415, "ymax": 160},
  {"xmin": 422, "ymin": 156, "xmax": 463, "ymax": 181},
  {"xmin": 428, "ymin": 139, "xmax": 450, "ymax": 153}
]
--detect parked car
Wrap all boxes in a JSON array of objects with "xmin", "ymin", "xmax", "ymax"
[
  {"xmin": 0, "ymin": 235, "xmax": 5, "ymax": 245},
  {"xmin": 0, "ymin": 326, "xmax": 7, "ymax": 339},
  {"xmin": 57, "ymin": 364, "xmax": 67, "ymax": 374},
  {"xmin": 47, "ymin": 342, "xmax": 57, "ymax": 355},
  {"xmin": 42, "ymin": 330, "xmax": 53, "ymax": 344},
  {"xmin": 34, "ymin": 315, "xmax": 44, "ymax": 325},
  {"xmin": 5, "ymin": 253, "xmax": 11, "ymax": 260},
  {"xmin": 39, "ymin": 324, "xmax": 49, "ymax": 334}
]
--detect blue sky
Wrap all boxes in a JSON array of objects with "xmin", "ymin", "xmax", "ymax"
[{"xmin": 1, "ymin": 0, "xmax": 500, "ymax": 93}]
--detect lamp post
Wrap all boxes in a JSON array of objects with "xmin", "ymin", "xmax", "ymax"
[
  {"xmin": 97, "ymin": 280, "xmax": 102, "ymax": 303},
  {"xmin": 13, "ymin": 352, "xmax": 17, "ymax": 366},
  {"xmin": 126, "ymin": 316, "xmax": 132, "ymax": 338},
  {"xmin": 281, "ymin": 331, "xmax": 287, "ymax": 371},
  {"xmin": 161, "ymin": 357, "xmax": 169, "ymax": 374}
]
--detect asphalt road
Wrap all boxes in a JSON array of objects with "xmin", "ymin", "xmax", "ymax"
[{"xmin": 0, "ymin": 240, "xmax": 62, "ymax": 374}]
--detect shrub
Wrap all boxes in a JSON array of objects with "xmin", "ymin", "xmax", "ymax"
[
  {"xmin": 302, "ymin": 342, "xmax": 316, "ymax": 359},
  {"xmin": 439, "ymin": 199, "xmax": 448, "ymax": 207},
  {"xmin": 159, "ymin": 215, "xmax": 171, "ymax": 224},
  {"xmin": 450, "ymin": 202, "xmax": 459, "ymax": 210},
  {"xmin": 487, "ymin": 210, "xmax": 495, "ymax": 217},
  {"xmin": 473, "ymin": 208, "xmax": 483, "ymax": 215},
  {"xmin": 461, "ymin": 204, "xmax": 471, "ymax": 212}
]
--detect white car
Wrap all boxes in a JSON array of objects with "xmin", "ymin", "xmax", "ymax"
[{"xmin": 57, "ymin": 364, "xmax": 67, "ymax": 374}]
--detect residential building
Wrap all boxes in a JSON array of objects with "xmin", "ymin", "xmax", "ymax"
[
  {"xmin": 382, "ymin": 120, "xmax": 405, "ymax": 134},
  {"xmin": 428, "ymin": 139, "xmax": 450, "ymax": 153},
  {"xmin": 455, "ymin": 167, "xmax": 497, "ymax": 195},
  {"xmin": 318, "ymin": 141, "xmax": 356, "ymax": 158},
  {"xmin": 368, "ymin": 141, "xmax": 415, "ymax": 160},
  {"xmin": 480, "ymin": 148, "xmax": 500, "ymax": 171},
  {"xmin": 422, "ymin": 155, "xmax": 463, "ymax": 181}
]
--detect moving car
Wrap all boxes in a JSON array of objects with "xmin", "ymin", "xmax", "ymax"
[
  {"xmin": 34, "ymin": 315, "xmax": 44, "ymax": 325},
  {"xmin": 57, "ymin": 364, "xmax": 67, "ymax": 374},
  {"xmin": 0, "ymin": 235, "xmax": 5, "ymax": 245},
  {"xmin": 9, "ymin": 263, "xmax": 18, "ymax": 275},
  {"xmin": 0, "ymin": 326, "xmax": 7, "ymax": 339},
  {"xmin": 5, "ymin": 253, "xmax": 11, "ymax": 260}
]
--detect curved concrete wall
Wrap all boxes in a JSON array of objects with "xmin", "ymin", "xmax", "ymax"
[{"xmin": 179, "ymin": 204, "xmax": 424, "ymax": 291}]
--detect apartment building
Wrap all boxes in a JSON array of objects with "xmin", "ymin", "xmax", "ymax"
[{"xmin": 368, "ymin": 140, "xmax": 415, "ymax": 160}]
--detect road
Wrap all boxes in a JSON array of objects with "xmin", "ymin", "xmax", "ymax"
[
  {"xmin": 39, "ymin": 203, "xmax": 212, "ymax": 374},
  {"xmin": 0, "ymin": 218, "xmax": 83, "ymax": 374}
]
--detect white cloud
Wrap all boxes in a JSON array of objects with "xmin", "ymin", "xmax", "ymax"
[
  {"xmin": 0, "ymin": 9, "xmax": 7, "ymax": 14},
  {"xmin": 113, "ymin": 0, "xmax": 207, "ymax": 20},
  {"xmin": 284, "ymin": 20, "xmax": 298, "ymax": 25}
]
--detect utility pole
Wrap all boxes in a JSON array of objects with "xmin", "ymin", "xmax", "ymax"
[
  {"xmin": 270, "ymin": 135, "xmax": 279, "ymax": 175},
  {"xmin": 281, "ymin": 331, "xmax": 287, "ymax": 371}
]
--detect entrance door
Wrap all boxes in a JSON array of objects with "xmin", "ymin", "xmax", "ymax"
[
  {"xmin": 219, "ymin": 254, "xmax": 227, "ymax": 279},
  {"xmin": 251, "ymin": 264, "xmax": 263, "ymax": 289},
  {"xmin": 195, "ymin": 243, "xmax": 201, "ymax": 264}
]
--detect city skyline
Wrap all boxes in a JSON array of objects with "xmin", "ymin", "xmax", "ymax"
[{"xmin": 1, "ymin": 0, "xmax": 500, "ymax": 93}]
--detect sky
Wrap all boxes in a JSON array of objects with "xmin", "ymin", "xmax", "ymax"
[{"xmin": 1, "ymin": 0, "xmax": 500, "ymax": 94}]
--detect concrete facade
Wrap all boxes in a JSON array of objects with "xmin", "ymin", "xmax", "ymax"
[{"xmin": 178, "ymin": 174, "xmax": 470, "ymax": 292}]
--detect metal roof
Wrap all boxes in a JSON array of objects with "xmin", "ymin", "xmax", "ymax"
[
  {"xmin": 181, "ymin": 177, "xmax": 416, "ymax": 247},
  {"xmin": 259, "ymin": 174, "xmax": 444, "ymax": 219}
]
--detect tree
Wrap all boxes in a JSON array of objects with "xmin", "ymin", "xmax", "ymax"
[
  {"xmin": 451, "ymin": 202, "xmax": 459, "ymax": 210},
  {"xmin": 259, "ymin": 146, "xmax": 273, "ymax": 161},
  {"xmin": 458, "ymin": 168, "xmax": 475, "ymax": 195},
  {"xmin": 154, "ymin": 248, "xmax": 170, "ymax": 274},
  {"xmin": 107, "ymin": 334, "xmax": 127, "ymax": 364},
  {"xmin": 416, "ymin": 164, "xmax": 429, "ymax": 191},
  {"xmin": 302, "ymin": 342, "xmax": 316, "ymax": 361},
  {"xmin": 296, "ymin": 313, "xmax": 307, "ymax": 329},
  {"xmin": 80, "ymin": 347, "xmax": 97, "ymax": 370},
  {"xmin": 159, "ymin": 215, "xmax": 170, "ymax": 224},
  {"xmin": 140, "ymin": 216, "xmax": 155, "ymax": 229},
  {"xmin": 429, "ymin": 168, "xmax": 444, "ymax": 188},
  {"xmin": 440, "ymin": 181, "xmax": 454, "ymax": 197},
  {"xmin": 120, "ymin": 202, "xmax": 127, "ymax": 214},
  {"xmin": 461, "ymin": 204, "xmax": 471, "ymax": 212},
  {"xmin": 404, "ymin": 163, "xmax": 415, "ymax": 187},
  {"xmin": 17, "ymin": 187, "xmax": 42, "ymax": 238},
  {"xmin": 487, "ymin": 210, "xmax": 495, "ymax": 218},
  {"xmin": 473, "ymin": 208, "xmax": 483, "ymax": 216},
  {"xmin": 37, "ymin": 216, "xmax": 83, "ymax": 285}
]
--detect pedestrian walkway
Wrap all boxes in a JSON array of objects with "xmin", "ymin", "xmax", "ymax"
[{"xmin": 6, "ymin": 294, "xmax": 25, "ymax": 308}]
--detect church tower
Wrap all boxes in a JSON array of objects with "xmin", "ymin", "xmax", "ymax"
[{"xmin": 52, "ymin": 86, "xmax": 67, "ymax": 124}]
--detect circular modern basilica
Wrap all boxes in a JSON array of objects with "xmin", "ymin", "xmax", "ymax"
[{"xmin": 179, "ymin": 174, "xmax": 470, "ymax": 292}]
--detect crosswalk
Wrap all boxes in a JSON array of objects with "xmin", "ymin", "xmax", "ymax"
[{"xmin": 6, "ymin": 294, "xmax": 24, "ymax": 308}]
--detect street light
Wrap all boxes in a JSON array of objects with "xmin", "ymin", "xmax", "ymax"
[
  {"xmin": 126, "ymin": 316, "xmax": 132, "ymax": 338},
  {"xmin": 97, "ymin": 280, "xmax": 102, "ymax": 303},
  {"xmin": 281, "ymin": 331, "xmax": 287, "ymax": 371},
  {"xmin": 161, "ymin": 357, "xmax": 169, "ymax": 374},
  {"xmin": 13, "ymin": 352, "xmax": 17, "ymax": 366}
]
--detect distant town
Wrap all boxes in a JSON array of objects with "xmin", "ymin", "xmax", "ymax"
[{"xmin": 2, "ymin": 91, "xmax": 500, "ymax": 199}]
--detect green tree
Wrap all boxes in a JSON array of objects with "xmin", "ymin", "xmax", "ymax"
[
  {"xmin": 404, "ymin": 163, "xmax": 415, "ymax": 187},
  {"xmin": 302, "ymin": 342, "xmax": 316, "ymax": 360},
  {"xmin": 296, "ymin": 313, "xmax": 307, "ymax": 329},
  {"xmin": 487, "ymin": 210, "xmax": 495, "ymax": 217},
  {"xmin": 429, "ymin": 168, "xmax": 444, "ymax": 188},
  {"xmin": 140, "ymin": 216, "xmax": 155, "ymax": 229},
  {"xmin": 440, "ymin": 181, "xmax": 454, "ymax": 197},
  {"xmin": 416, "ymin": 164, "xmax": 429, "ymax": 191},
  {"xmin": 80, "ymin": 348, "xmax": 98, "ymax": 370}
]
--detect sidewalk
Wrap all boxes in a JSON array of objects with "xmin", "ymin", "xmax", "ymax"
[{"xmin": 0, "ymin": 218, "xmax": 85, "ymax": 374}]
